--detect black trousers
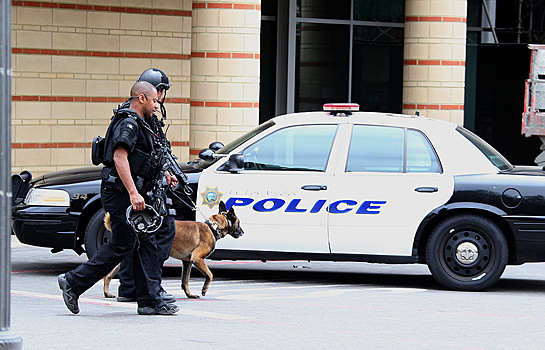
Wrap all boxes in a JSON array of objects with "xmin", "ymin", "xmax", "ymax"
[
  {"xmin": 65, "ymin": 181, "xmax": 163, "ymax": 308},
  {"xmin": 118, "ymin": 214, "xmax": 175, "ymax": 298}
]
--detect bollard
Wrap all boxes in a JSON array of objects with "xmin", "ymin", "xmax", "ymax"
[{"xmin": 0, "ymin": 0, "xmax": 23, "ymax": 348}]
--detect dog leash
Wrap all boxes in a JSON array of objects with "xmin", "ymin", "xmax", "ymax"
[{"xmin": 168, "ymin": 188, "xmax": 208, "ymax": 222}]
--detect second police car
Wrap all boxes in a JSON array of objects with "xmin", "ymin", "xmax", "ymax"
[{"xmin": 12, "ymin": 104, "xmax": 545, "ymax": 291}]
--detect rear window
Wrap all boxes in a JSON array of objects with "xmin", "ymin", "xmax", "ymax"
[{"xmin": 457, "ymin": 127, "xmax": 513, "ymax": 171}]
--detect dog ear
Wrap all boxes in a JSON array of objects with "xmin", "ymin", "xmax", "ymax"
[
  {"xmin": 228, "ymin": 207, "xmax": 235, "ymax": 215},
  {"xmin": 219, "ymin": 200, "xmax": 227, "ymax": 213}
]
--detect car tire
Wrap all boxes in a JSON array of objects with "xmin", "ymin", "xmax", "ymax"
[
  {"xmin": 426, "ymin": 214, "xmax": 508, "ymax": 291},
  {"xmin": 84, "ymin": 208, "xmax": 112, "ymax": 259}
]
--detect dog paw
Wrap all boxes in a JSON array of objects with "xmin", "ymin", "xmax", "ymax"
[
  {"xmin": 104, "ymin": 293, "xmax": 116, "ymax": 298},
  {"xmin": 187, "ymin": 294, "xmax": 200, "ymax": 299}
]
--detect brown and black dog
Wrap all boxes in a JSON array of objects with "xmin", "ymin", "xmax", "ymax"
[{"xmin": 103, "ymin": 201, "xmax": 244, "ymax": 299}]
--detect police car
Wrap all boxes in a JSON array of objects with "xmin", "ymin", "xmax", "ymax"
[{"xmin": 12, "ymin": 103, "xmax": 545, "ymax": 291}]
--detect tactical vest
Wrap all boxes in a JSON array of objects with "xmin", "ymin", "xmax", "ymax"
[{"xmin": 99, "ymin": 108, "xmax": 164, "ymax": 191}]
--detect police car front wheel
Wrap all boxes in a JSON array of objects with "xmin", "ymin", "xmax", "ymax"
[
  {"xmin": 426, "ymin": 214, "xmax": 508, "ymax": 291},
  {"xmin": 84, "ymin": 208, "xmax": 112, "ymax": 259}
]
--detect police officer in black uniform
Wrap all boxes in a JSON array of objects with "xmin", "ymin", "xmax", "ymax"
[
  {"xmin": 116, "ymin": 68, "xmax": 177, "ymax": 303},
  {"xmin": 58, "ymin": 81, "xmax": 179, "ymax": 315}
]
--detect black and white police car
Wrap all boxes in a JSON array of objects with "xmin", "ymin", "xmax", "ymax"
[{"xmin": 12, "ymin": 103, "xmax": 545, "ymax": 291}]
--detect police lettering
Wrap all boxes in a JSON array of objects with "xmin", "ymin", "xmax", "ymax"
[{"xmin": 224, "ymin": 197, "xmax": 386, "ymax": 214}]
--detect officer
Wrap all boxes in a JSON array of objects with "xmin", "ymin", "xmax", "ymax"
[
  {"xmin": 58, "ymin": 81, "xmax": 179, "ymax": 315},
  {"xmin": 116, "ymin": 68, "xmax": 177, "ymax": 304}
]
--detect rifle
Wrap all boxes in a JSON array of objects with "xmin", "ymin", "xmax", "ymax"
[
  {"xmin": 162, "ymin": 143, "xmax": 193, "ymax": 196},
  {"xmin": 149, "ymin": 115, "xmax": 193, "ymax": 196}
]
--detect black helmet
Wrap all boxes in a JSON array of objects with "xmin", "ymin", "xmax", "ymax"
[
  {"xmin": 126, "ymin": 204, "xmax": 163, "ymax": 238},
  {"xmin": 137, "ymin": 68, "xmax": 171, "ymax": 92}
]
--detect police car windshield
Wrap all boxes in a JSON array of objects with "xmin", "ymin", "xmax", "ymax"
[
  {"xmin": 456, "ymin": 126, "xmax": 513, "ymax": 171},
  {"xmin": 192, "ymin": 120, "xmax": 276, "ymax": 169}
]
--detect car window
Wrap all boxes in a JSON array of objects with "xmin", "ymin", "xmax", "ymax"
[
  {"xmin": 406, "ymin": 129, "xmax": 442, "ymax": 173},
  {"xmin": 242, "ymin": 124, "xmax": 338, "ymax": 171},
  {"xmin": 346, "ymin": 125, "xmax": 441, "ymax": 173},
  {"xmin": 191, "ymin": 121, "xmax": 276, "ymax": 170},
  {"xmin": 456, "ymin": 126, "xmax": 513, "ymax": 171},
  {"xmin": 346, "ymin": 125, "xmax": 404, "ymax": 172}
]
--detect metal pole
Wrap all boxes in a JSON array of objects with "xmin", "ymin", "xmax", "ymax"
[
  {"xmin": 481, "ymin": 0, "xmax": 499, "ymax": 44},
  {"xmin": 286, "ymin": 0, "xmax": 296, "ymax": 113},
  {"xmin": 0, "ymin": 0, "xmax": 23, "ymax": 348},
  {"xmin": 516, "ymin": 0, "xmax": 523, "ymax": 44}
]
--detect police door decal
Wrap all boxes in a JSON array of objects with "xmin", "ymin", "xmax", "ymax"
[{"xmin": 197, "ymin": 124, "xmax": 338, "ymax": 253}]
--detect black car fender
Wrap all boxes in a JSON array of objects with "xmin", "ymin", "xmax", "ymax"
[
  {"xmin": 411, "ymin": 202, "xmax": 511, "ymax": 262},
  {"xmin": 74, "ymin": 193, "xmax": 103, "ymax": 251}
]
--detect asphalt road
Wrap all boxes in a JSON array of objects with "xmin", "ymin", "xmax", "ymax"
[{"xmin": 9, "ymin": 236, "xmax": 545, "ymax": 350}]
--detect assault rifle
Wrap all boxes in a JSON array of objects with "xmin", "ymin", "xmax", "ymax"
[
  {"xmin": 162, "ymin": 143, "xmax": 193, "ymax": 196},
  {"xmin": 148, "ymin": 115, "xmax": 193, "ymax": 196}
]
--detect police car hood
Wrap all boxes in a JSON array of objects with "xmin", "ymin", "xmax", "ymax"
[
  {"xmin": 33, "ymin": 162, "xmax": 200, "ymax": 188},
  {"xmin": 32, "ymin": 166, "xmax": 103, "ymax": 187}
]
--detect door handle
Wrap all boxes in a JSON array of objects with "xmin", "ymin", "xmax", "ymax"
[
  {"xmin": 415, "ymin": 187, "xmax": 438, "ymax": 193},
  {"xmin": 301, "ymin": 185, "xmax": 327, "ymax": 191}
]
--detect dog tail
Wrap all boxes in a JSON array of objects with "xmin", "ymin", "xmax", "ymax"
[{"xmin": 104, "ymin": 212, "xmax": 111, "ymax": 232}]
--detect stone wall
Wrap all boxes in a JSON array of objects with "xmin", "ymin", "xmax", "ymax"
[
  {"xmin": 402, "ymin": 0, "xmax": 467, "ymax": 124},
  {"xmin": 11, "ymin": 0, "xmax": 193, "ymax": 175}
]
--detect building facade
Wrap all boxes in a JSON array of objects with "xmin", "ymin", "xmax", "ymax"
[
  {"xmin": 10, "ymin": 0, "xmax": 543, "ymax": 175},
  {"xmin": 11, "ymin": 0, "xmax": 261, "ymax": 175}
]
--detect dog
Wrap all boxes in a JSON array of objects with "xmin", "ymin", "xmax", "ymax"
[{"xmin": 103, "ymin": 201, "xmax": 244, "ymax": 299}]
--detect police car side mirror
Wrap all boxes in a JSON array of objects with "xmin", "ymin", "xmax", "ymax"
[
  {"xmin": 198, "ymin": 148, "xmax": 215, "ymax": 161},
  {"xmin": 228, "ymin": 154, "xmax": 244, "ymax": 173},
  {"xmin": 199, "ymin": 147, "xmax": 228, "ymax": 162},
  {"xmin": 209, "ymin": 142, "xmax": 224, "ymax": 151}
]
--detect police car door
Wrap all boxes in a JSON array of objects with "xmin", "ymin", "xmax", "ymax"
[
  {"xmin": 197, "ymin": 124, "xmax": 338, "ymax": 253},
  {"xmin": 328, "ymin": 124, "xmax": 453, "ymax": 256}
]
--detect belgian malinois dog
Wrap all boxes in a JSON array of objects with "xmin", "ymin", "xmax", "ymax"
[{"xmin": 103, "ymin": 201, "xmax": 244, "ymax": 299}]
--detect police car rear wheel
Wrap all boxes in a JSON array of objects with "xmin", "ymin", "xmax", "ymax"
[
  {"xmin": 426, "ymin": 214, "xmax": 508, "ymax": 291},
  {"xmin": 84, "ymin": 208, "xmax": 112, "ymax": 259}
]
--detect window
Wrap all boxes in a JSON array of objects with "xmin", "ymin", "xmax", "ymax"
[
  {"xmin": 293, "ymin": 0, "xmax": 405, "ymax": 113},
  {"xmin": 346, "ymin": 125, "xmax": 403, "ymax": 172},
  {"xmin": 457, "ymin": 126, "xmax": 513, "ymax": 171},
  {"xmin": 406, "ymin": 130, "xmax": 442, "ymax": 173},
  {"xmin": 346, "ymin": 125, "xmax": 441, "ymax": 173},
  {"xmin": 242, "ymin": 124, "xmax": 337, "ymax": 171}
]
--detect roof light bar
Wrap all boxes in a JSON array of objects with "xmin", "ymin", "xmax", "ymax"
[{"xmin": 323, "ymin": 103, "xmax": 360, "ymax": 112}]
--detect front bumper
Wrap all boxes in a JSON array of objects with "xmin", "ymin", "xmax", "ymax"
[{"xmin": 12, "ymin": 206, "xmax": 79, "ymax": 251}]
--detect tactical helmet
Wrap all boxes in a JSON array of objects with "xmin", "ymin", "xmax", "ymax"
[
  {"xmin": 137, "ymin": 68, "xmax": 171, "ymax": 92},
  {"xmin": 126, "ymin": 204, "xmax": 163, "ymax": 237}
]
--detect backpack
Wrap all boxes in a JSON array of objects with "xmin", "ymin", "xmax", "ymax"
[{"xmin": 91, "ymin": 105, "xmax": 135, "ymax": 166}]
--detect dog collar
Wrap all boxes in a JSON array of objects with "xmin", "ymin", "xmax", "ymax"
[
  {"xmin": 205, "ymin": 220, "xmax": 222, "ymax": 241},
  {"xmin": 221, "ymin": 213, "xmax": 232, "ymax": 228}
]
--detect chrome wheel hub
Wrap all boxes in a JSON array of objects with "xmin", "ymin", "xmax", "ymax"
[
  {"xmin": 455, "ymin": 242, "xmax": 479, "ymax": 265},
  {"xmin": 443, "ymin": 230, "xmax": 491, "ymax": 277}
]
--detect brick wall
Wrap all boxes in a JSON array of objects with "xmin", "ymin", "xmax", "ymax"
[
  {"xmin": 11, "ymin": 0, "xmax": 194, "ymax": 175},
  {"xmin": 189, "ymin": 0, "xmax": 261, "ymax": 155},
  {"xmin": 402, "ymin": 0, "xmax": 467, "ymax": 124}
]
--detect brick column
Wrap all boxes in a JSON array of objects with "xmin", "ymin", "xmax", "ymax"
[
  {"xmin": 402, "ymin": 0, "xmax": 467, "ymax": 124},
  {"xmin": 190, "ymin": 1, "xmax": 261, "ymax": 155}
]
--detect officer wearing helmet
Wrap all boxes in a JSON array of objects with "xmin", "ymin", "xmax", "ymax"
[
  {"xmin": 115, "ymin": 68, "xmax": 178, "ymax": 304},
  {"xmin": 58, "ymin": 81, "xmax": 179, "ymax": 315}
]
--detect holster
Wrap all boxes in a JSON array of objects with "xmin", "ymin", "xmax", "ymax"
[
  {"xmin": 101, "ymin": 168, "xmax": 121, "ymax": 190},
  {"xmin": 101, "ymin": 167, "xmax": 147, "ymax": 192}
]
